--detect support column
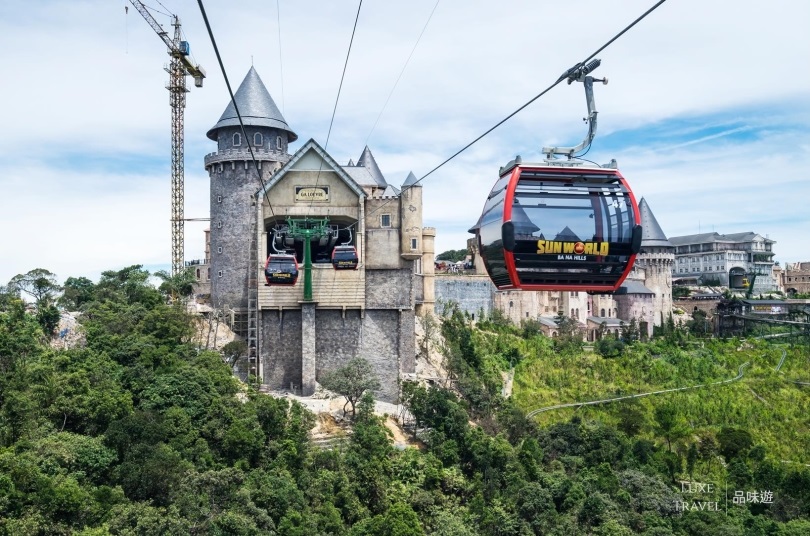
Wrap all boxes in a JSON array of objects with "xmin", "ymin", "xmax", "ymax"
[{"xmin": 301, "ymin": 303, "xmax": 317, "ymax": 396}]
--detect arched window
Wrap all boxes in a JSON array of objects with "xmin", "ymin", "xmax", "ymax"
[
  {"xmin": 571, "ymin": 308, "xmax": 575, "ymax": 318},
  {"xmin": 576, "ymin": 308, "xmax": 580, "ymax": 319},
  {"xmin": 600, "ymin": 308, "xmax": 605, "ymax": 317},
  {"xmin": 276, "ymin": 136, "xmax": 282, "ymax": 150},
  {"xmin": 233, "ymin": 132, "xmax": 241, "ymax": 146},
  {"xmin": 254, "ymin": 132, "xmax": 263, "ymax": 146}
]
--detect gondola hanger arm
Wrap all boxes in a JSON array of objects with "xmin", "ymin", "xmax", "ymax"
[{"xmin": 543, "ymin": 59, "xmax": 608, "ymax": 160}]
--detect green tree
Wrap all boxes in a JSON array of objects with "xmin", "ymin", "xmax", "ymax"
[
  {"xmin": 717, "ymin": 427, "xmax": 753, "ymax": 460},
  {"xmin": 320, "ymin": 357, "xmax": 381, "ymax": 418},
  {"xmin": 435, "ymin": 249, "xmax": 468, "ymax": 262},
  {"xmin": 221, "ymin": 339, "xmax": 247, "ymax": 370},
  {"xmin": 154, "ymin": 267, "xmax": 197, "ymax": 302},
  {"xmin": 59, "ymin": 276, "xmax": 96, "ymax": 311},
  {"xmin": 7, "ymin": 268, "xmax": 61, "ymax": 305},
  {"xmin": 653, "ymin": 403, "xmax": 686, "ymax": 452},
  {"xmin": 553, "ymin": 312, "xmax": 583, "ymax": 352}
]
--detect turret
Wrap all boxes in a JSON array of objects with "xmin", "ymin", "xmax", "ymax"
[
  {"xmin": 204, "ymin": 67, "xmax": 296, "ymax": 312},
  {"xmin": 400, "ymin": 171, "xmax": 422, "ymax": 260}
]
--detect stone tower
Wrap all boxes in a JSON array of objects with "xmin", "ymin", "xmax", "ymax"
[
  {"xmin": 204, "ymin": 67, "xmax": 297, "ymax": 311},
  {"xmin": 400, "ymin": 171, "xmax": 423, "ymax": 260},
  {"xmin": 635, "ymin": 198, "xmax": 675, "ymax": 326}
]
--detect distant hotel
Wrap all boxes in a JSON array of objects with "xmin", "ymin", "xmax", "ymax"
[{"xmin": 669, "ymin": 232, "xmax": 778, "ymax": 293}]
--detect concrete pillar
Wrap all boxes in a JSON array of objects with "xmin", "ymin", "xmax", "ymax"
[
  {"xmin": 301, "ymin": 303, "xmax": 317, "ymax": 396},
  {"xmin": 420, "ymin": 227, "xmax": 436, "ymax": 316},
  {"xmin": 398, "ymin": 309, "xmax": 416, "ymax": 375}
]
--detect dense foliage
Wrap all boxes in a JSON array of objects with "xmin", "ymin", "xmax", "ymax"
[{"xmin": 1, "ymin": 267, "xmax": 809, "ymax": 534}]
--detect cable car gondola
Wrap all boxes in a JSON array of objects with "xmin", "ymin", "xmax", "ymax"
[
  {"xmin": 473, "ymin": 59, "xmax": 642, "ymax": 293},
  {"xmin": 475, "ymin": 160, "xmax": 641, "ymax": 292},
  {"xmin": 264, "ymin": 254, "xmax": 299, "ymax": 285},
  {"xmin": 331, "ymin": 245, "xmax": 359, "ymax": 270}
]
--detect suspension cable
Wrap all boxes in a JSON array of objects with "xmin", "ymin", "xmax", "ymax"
[
  {"xmin": 308, "ymin": 0, "xmax": 364, "ymax": 214},
  {"xmin": 196, "ymin": 0, "xmax": 277, "ymax": 217},
  {"xmin": 363, "ymin": 0, "xmax": 668, "ymax": 222}
]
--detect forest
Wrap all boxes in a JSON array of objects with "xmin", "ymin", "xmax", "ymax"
[{"xmin": 1, "ymin": 265, "xmax": 809, "ymax": 535}]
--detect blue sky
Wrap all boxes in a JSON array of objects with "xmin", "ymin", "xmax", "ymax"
[{"xmin": 1, "ymin": 0, "xmax": 808, "ymax": 284}]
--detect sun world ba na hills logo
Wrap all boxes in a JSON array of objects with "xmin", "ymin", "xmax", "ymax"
[{"xmin": 536, "ymin": 240, "xmax": 609, "ymax": 256}]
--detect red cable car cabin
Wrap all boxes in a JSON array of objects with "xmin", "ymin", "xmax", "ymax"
[
  {"xmin": 331, "ymin": 245, "xmax": 359, "ymax": 270},
  {"xmin": 264, "ymin": 254, "xmax": 299, "ymax": 285},
  {"xmin": 475, "ymin": 161, "xmax": 642, "ymax": 292}
]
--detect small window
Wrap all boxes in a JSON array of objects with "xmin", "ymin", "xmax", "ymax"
[
  {"xmin": 207, "ymin": 268, "xmax": 210, "ymax": 279},
  {"xmin": 233, "ymin": 133, "xmax": 241, "ymax": 146},
  {"xmin": 525, "ymin": 312, "xmax": 529, "ymax": 318},
  {"xmin": 218, "ymin": 270, "xmax": 223, "ymax": 278},
  {"xmin": 410, "ymin": 238, "xmax": 418, "ymax": 250},
  {"xmin": 196, "ymin": 268, "xmax": 200, "ymax": 279},
  {"xmin": 601, "ymin": 308, "xmax": 605, "ymax": 317},
  {"xmin": 509, "ymin": 301, "xmax": 513, "ymax": 308},
  {"xmin": 217, "ymin": 246, "xmax": 222, "ymax": 254},
  {"xmin": 381, "ymin": 214, "xmax": 391, "ymax": 228},
  {"xmin": 276, "ymin": 136, "xmax": 282, "ymax": 150},
  {"xmin": 254, "ymin": 132, "xmax": 263, "ymax": 146},
  {"xmin": 216, "ymin": 221, "xmax": 222, "ymax": 229},
  {"xmin": 217, "ymin": 195, "xmax": 222, "ymax": 203}
]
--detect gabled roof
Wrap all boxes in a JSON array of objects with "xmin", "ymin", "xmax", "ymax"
[
  {"xmin": 378, "ymin": 185, "xmax": 401, "ymax": 198},
  {"xmin": 669, "ymin": 231, "xmax": 773, "ymax": 246},
  {"xmin": 587, "ymin": 316, "xmax": 625, "ymax": 326},
  {"xmin": 207, "ymin": 67, "xmax": 297, "ymax": 141},
  {"xmin": 638, "ymin": 198, "xmax": 673, "ymax": 249},
  {"xmin": 255, "ymin": 138, "xmax": 366, "ymax": 200},
  {"xmin": 343, "ymin": 166, "xmax": 381, "ymax": 187},
  {"xmin": 618, "ymin": 280, "xmax": 655, "ymax": 295},
  {"xmin": 356, "ymin": 146, "xmax": 387, "ymax": 187}
]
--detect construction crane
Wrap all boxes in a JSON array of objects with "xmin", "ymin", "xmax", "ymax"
[{"xmin": 129, "ymin": 1, "xmax": 206, "ymax": 274}]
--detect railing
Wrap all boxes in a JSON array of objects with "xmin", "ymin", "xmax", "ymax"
[{"xmin": 204, "ymin": 147, "xmax": 290, "ymax": 166}]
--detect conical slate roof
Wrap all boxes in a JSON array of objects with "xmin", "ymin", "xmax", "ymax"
[
  {"xmin": 357, "ymin": 146, "xmax": 387, "ymax": 187},
  {"xmin": 402, "ymin": 171, "xmax": 419, "ymax": 188},
  {"xmin": 638, "ymin": 198, "xmax": 673, "ymax": 248},
  {"xmin": 206, "ymin": 67, "xmax": 297, "ymax": 141}
]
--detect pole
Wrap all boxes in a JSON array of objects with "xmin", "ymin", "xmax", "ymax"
[{"xmin": 303, "ymin": 232, "xmax": 313, "ymax": 302}]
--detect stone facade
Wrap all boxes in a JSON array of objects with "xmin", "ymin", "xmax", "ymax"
[
  {"xmin": 206, "ymin": 68, "xmax": 433, "ymax": 403},
  {"xmin": 782, "ymin": 262, "xmax": 810, "ymax": 295}
]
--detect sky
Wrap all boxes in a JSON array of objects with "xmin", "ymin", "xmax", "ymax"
[{"xmin": 1, "ymin": 0, "xmax": 808, "ymax": 285}]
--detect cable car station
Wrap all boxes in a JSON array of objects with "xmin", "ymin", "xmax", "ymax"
[{"xmin": 204, "ymin": 68, "xmax": 435, "ymax": 401}]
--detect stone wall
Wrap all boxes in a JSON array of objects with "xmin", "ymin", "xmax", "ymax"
[
  {"xmin": 366, "ymin": 268, "xmax": 413, "ymax": 309},
  {"xmin": 435, "ymin": 275, "xmax": 495, "ymax": 318},
  {"xmin": 260, "ymin": 307, "xmax": 410, "ymax": 403},
  {"xmin": 260, "ymin": 309, "xmax": 303, "ymax": 392}
]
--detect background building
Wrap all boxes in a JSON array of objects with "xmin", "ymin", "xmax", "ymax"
[{"xmin": 669, "ymin": 231, "xmax": 777, "ymax": 293}]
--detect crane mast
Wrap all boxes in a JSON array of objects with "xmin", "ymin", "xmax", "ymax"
[{"xmin": 129, "ymin": 1, "xmax": 206, "ymax": 275}]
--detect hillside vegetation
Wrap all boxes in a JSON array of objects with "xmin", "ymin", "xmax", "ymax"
[{"xmin": 0, "ymin": 267, "xmax": 809, "ymax": 535}]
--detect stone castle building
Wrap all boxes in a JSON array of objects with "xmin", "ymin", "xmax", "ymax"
[
  {"xmin": 782, "ymin": 262, "xmax": 810, "ymax": 295},
  {"xmin": 203, "ymin": 67, "xmax": 434, "ymax": 401}
]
